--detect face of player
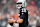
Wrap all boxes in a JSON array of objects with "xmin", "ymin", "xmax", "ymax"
[{"xmin": 18, "ymin": 4, "xmax": 21, "ymax": 7}]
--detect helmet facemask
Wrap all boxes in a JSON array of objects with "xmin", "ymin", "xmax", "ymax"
[
  {"xmin": 16, "ymin": 2, "xmax": 22, "ymax": 9},
  {"xmin": 16, "ymin": 0, "xmax": 27, "ymax": 9}
]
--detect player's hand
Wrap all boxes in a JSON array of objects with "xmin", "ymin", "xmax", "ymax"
[
  {"xmin": 10, "ymin": 19, "xmax": 16, "ymax": 23},
  {"xmin": 8, "ymin": 19, "xmax": 16, "ymax": 23}
]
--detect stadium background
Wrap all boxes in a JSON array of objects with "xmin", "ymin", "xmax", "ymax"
[{"xmin": 0, "ymin": 0, "xmax": 40, "ymax": 27}]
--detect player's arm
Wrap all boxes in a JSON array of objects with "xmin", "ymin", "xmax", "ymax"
[
  {"xmin": 8, "ymin": 18, "xmax": 23, "ymax": 23},
  {"xmin": 16, "ymin": 14, "xmax": 24, "ymax": 23},
  {"xmin": 16, "ymin": 18, "xmax": 23, "ymax": 23},
  {"xmin": 16, "ymin": 9, "xmax": 24, "ymax": 23}
]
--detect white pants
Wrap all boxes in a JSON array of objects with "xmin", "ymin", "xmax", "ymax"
[{"xmin": 7, "ymin": 23, "xmax": 19, "ymax": 27}]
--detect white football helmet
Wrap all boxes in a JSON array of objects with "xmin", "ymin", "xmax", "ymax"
[{"xmin": 16, "ymin": 0, "xmax": 27, "ymax": 9}]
